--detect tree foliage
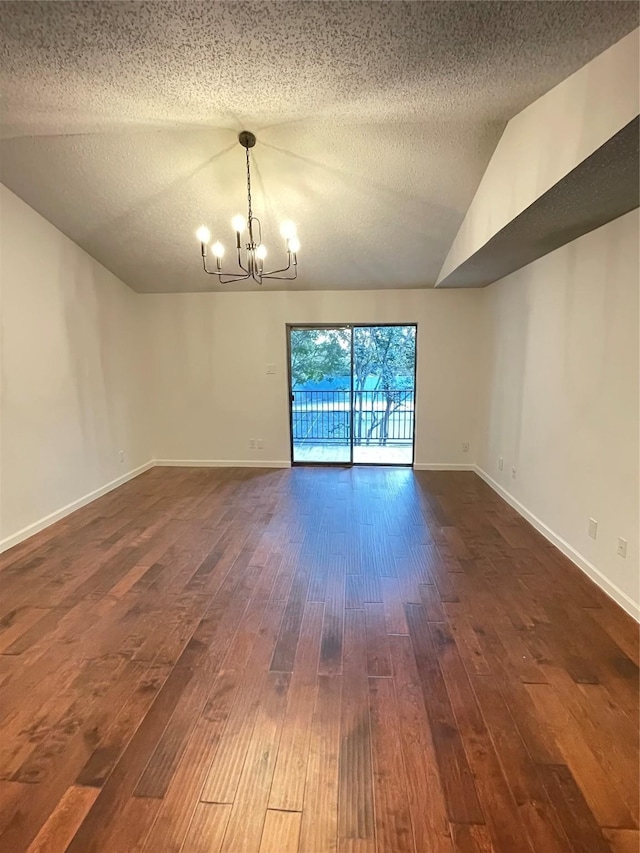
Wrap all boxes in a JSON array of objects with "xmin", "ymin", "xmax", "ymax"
[
  {"xmin": 290, "ymin": 329, "xmax": 350, "ymax": 389},
  {"xmin": 353, "ymin": 325, "xmax": 415, "ymax": 392},
  {"xmin": 353, "ymin": 326, "xmax": 416, "ymax": 445}
]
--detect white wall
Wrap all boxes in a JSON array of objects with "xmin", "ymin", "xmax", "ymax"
[
  {"xmin": 0, "ymin": 185, "xmax": 152, "ymax": 548},
  {"xmin": 438, "ymin": 28, "xmax": 639, "ymax": 283},
  {"xmin": 145, "ymin": 289, "xmax": 485, "ymax": 468},
  {"xmin": 478, "ymin": 209, "xmax": 639, "ymax": 618}
]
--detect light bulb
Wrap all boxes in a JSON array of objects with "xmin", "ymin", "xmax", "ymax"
[
  {"xmin": 288, "ymin": 236, "xmax": 300, "ymax": 253},
  {"xmin": 256, "ymin": 245, "xmax": 267, "ymax": 260},
  {"xmin": 211, "ymin": 241, "xmax": 225, "ymax": 258},
  {"xmin": 196, "ymin": 225, "xmax": 211, "ymax": 243},
  {"xmin": 280, "ymin": 220, "xmax": 297, "ymax": 239},
  {"xmin": 231, "ymin": 214, "xmax": 245, "ymax": 233}
]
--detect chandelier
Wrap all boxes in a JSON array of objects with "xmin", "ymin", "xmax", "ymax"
[{"xmin": 196, "ymin": 130, "xmax": 299, "ymax": 285}]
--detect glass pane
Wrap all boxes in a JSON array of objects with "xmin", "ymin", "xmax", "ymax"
[
  {"xmin": 290, "ymin": 328, "xmax": 352, "ymax": 463},
  {"xmin": 352, "ymin": 325, "xmax": 416, "ymax": 465}
]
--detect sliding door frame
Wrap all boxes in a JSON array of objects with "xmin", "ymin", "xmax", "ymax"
[
  {"xmin": 286, "ymin": 324, "xmax": 353, "ymax": 467},
  {"xmin": 286, "ymin": 322, "xmax": 418, "ymax": 468}
]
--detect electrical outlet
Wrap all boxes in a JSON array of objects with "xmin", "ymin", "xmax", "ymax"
[
  {"xmin": 119, "ymin": 450, "xmax": 125, "ymax": 463},
  {"xmin": 498, "ymin": 457, "xmax": 504, "ymax": 471},
  {"xmin": 257, "ymin": 439, "xmax": 263, "ymax": 449},
  {"xmin": 617, "ymin": 537, "xmax": 628, "ymax": 558},
  {"xmin": 249, "ymin": 439, "xmax": 256, "ymax": 449},
  {"xmin": 588, "ymin": 518, "xmax": 598, "ymax": 539},
  {"xmin": 462, "ymin": 442, "xmax": 469, "ymax": 453},
  {"xmin": 511, "ymin": 467, "xmax": 517, "ymax": 479}
]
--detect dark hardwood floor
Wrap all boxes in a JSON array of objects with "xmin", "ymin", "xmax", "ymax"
[{"xmin": 0, "ymin": 466, "xmax": 637, "ymax": 853}]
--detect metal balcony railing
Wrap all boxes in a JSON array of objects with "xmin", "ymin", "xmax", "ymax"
[{"xmin": 292, "ymin": 389, "xmax": 415, "ymax": 446}]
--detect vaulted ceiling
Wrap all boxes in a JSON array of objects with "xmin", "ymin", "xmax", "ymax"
[{"xmin": 1, "ymin": 1, "xmax": 637, "ymax": 292}]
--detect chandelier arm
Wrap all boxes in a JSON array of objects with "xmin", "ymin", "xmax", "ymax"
[
  {"xmin": 260, "ymin": 268, "xmax": 299, "ymax": 282},
  {"xmin": 236, "ymin": 247, "xmax": 248, "ymax": 273},
  {"xmin": 202, "ymin": 252, "xmax": 251, "ymax": 276},
  {"xmin": 262, "ymin": 257, "xmax": 293, "ymax": 276},
  {"xmin": 203, "ymin": 256, "xmax": 251, "ymax": 282},
  {"xmin": 204, "ymin": 252, "xmax": 296, "ymax": 282},
  {"xmin": 250, "ymin": 216, "xmax": 262, "ymax": 245},
  {"xmin": 203, "ymin": 268, "xmax": 249, "ymax": 282},
  {"xmin": 217, "ymin": 273, "xmax": 253, "ymax": 284}
]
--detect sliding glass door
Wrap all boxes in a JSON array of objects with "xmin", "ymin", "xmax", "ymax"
[
  {"xmin": 288, "ymin": 326, "xmax": 352, "ymax": 464},
  {"xmin": 351, "ymin": 325, "xmax": 416, "ymax": 465},
  {"xmin": 288, "ymin": 324, "xmax": 416, "ymax": 466}
]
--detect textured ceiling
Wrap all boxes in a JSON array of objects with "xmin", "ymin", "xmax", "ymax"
[{"xmin": 1, "ymin": 1, "xmax": 638, "ymax": 293}]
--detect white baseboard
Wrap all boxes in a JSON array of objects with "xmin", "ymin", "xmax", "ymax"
[
  {"xmin": 0, "ymin": 460, "xmax": 155, "ymax": 555},
  {"xmin": 413, "ymin": 463, "xmax": 476, "ymax": 471},
  {"xmin": 162, "ymin": 460, "xmax": 470, "ymax": 471},
  {"xmin": 474, "ymin": 465, "xmax": 639, "ymax": 622},
  {"xmin": 154, "ymin": 459, "xmax": 292, "ymax": 469}
]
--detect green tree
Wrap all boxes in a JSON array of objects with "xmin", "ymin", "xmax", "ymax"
[
  {"xmin": 353, "ymin": 326, "xmax": 415, "ymax": 446},
  {"xmin": 290, "ymin": 329, "xmax": 350, "ymax": 389}
]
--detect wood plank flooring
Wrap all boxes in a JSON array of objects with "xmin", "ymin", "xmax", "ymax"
[{"xmin": 0, "ymin": 466, "xmax": 637, "ymax": 853}]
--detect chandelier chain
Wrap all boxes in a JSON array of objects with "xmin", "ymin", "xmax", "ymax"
[{"xmin": 245, "ymin": 146, "xmax": 253, "ymax": 227}]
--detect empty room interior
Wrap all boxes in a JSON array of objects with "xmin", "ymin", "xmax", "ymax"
[{"xmin": 0, "ymin": 2, "xmax": 639, "ymax": 852}]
